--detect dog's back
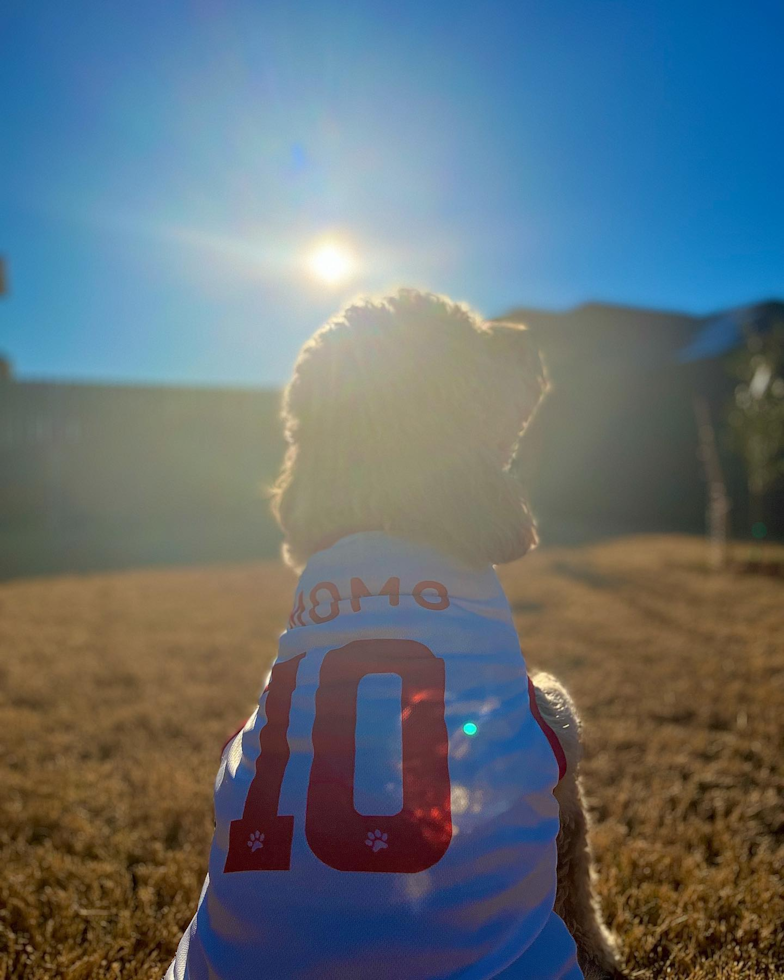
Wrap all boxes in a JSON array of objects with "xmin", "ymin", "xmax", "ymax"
[{"xmin": 166, "ymin": 532, "xmax": 582, "ymax": 980}]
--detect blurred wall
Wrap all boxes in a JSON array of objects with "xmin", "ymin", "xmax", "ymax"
[
  {"xmin": 2, "ymin": 301, "xmax": 782, "ymax": 579},
  {"xmin": 0, "ymin": 381, "xmax": 284, "ymax": 578},
  {"xmin": 505, "ymin": 302, "xmax": 784, "ymax": 545}
]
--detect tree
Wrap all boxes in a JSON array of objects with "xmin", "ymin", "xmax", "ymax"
[
  {"xmin": 694, "ymin": 395, "xmax": 730, "ymax": 569},
  {"xmin": 726, "ymin": 320, "xmax": 784, "ymax": 537}
]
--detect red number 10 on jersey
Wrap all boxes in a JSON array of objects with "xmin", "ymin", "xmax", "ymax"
[{"xmin": 224, "ymin": 639, "xmax": 453, "ymax": 875}]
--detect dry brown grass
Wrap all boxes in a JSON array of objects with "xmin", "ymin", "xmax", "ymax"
[{"xmin": 0, "ymin": 535, "xmax": 782, "ymax": 979}]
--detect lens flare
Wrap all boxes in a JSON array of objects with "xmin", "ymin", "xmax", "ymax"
[{"xmin": 463, "ymin": 722, "xmax": 478, "ymax": 736}]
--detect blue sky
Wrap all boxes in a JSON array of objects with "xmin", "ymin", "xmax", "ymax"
[{"xmin": 1, "ymin": 0, "xmax": 782, "ymax": 386}]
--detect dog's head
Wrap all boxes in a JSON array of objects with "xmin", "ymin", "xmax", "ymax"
[{"xmin": 271, "ymin": 288, "xmax": 549, "ymax": 571}]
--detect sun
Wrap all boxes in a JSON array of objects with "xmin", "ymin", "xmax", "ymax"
[{"xmin": 307, "ymin": 242, "xmax": 356, "ymax": 285}]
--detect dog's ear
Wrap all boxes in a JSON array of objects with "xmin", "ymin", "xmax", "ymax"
[{"xmin": 483, "ymin": 321, "xmax": 549, "ymax": 432}]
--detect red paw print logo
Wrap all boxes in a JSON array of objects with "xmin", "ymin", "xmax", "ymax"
[
  {"xmin": 247, "ymin": 831, "xmax": 265, "ymax": 852},
  {"xmin": 365, "ymin": 829, "xmax": 389, "ymax": 853}
]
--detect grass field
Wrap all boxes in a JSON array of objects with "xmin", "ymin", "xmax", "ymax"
[{"xmin": 1, "ymin": 535, "xmax": 782, "ymax": 979}]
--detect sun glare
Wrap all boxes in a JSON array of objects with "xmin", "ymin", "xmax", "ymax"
[{"xmin": 308, "ymin": 242, "xmax": 356, "ymax": 285}]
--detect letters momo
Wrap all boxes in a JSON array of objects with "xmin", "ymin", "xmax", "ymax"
[{"xmin": 288, "ymin": 574, "xmax": 450, "ymax": 628}]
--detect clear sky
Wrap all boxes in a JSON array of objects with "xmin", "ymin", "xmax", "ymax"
[{"xmin": 2, "ymin": 0, "xmax": 782, "ymax": 387}]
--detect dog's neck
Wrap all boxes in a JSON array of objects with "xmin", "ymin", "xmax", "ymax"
[{"xmin": 310, "ymin": 526, "xmax": 385, "ymax": 557}]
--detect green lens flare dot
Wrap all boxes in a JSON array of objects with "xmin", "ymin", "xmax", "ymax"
[
  {"xmin": 752, "ymin": 522, "xmax": 767, "ymax": 540},
  {"xmin": 462, "ymin": 722, "xmax": 478, "ymax": 736}
]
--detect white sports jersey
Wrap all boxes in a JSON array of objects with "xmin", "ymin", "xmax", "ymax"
[{"xmin": 167, "ymin": 532, "xmax": 582, "ymax": 980}]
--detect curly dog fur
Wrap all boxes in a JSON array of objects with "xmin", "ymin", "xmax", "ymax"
[
  {"xmin": 272, "ymin": 287, "xmax": 627, "ymax": 978},
  {"xmin": 532, "ymin": 675, "xmax": 628, "ymax": 979}
]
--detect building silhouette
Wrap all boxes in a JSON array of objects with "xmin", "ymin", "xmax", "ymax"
[{"xmin": 501, "ymin": 299, "xmax": 784, "ymax": 544}]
